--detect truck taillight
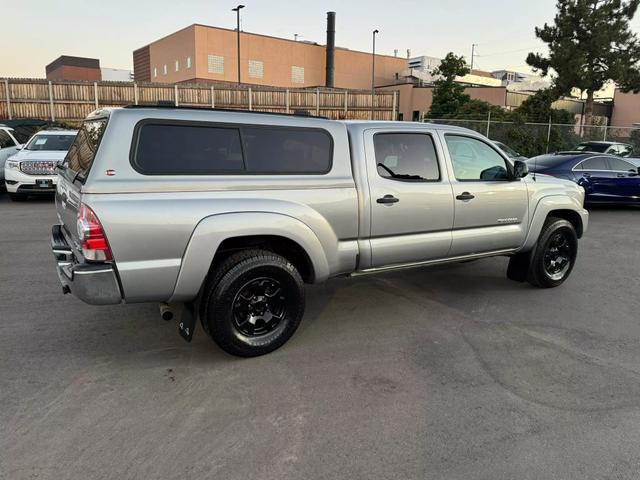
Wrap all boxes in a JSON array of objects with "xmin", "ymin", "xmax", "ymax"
[{"xmin": 77, "ymin": 203, "xmax": 113, "ymax": 262}]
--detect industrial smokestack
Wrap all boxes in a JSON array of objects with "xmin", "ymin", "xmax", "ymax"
[{"xmin": 325, "ymin": 11, "xmax": 336, "ymax": 88}]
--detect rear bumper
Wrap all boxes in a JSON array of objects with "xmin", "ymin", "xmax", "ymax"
[{"xmin": 51, "ymin": 224, "xmax": 122, "ymax": 305}]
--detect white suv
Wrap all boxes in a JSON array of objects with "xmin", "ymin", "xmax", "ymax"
[
  {"xmin": 0, "ymin": 126, "xmax": 22, "ymax": 186},
  {"xmin": 4, "ymin": 129, "xmax": 77, "ymax": 201}
]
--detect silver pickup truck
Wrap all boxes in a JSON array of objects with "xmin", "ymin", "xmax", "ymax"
[{"xmin": 51, "ymin": 107, "xmax": 588, "ymax": 356}]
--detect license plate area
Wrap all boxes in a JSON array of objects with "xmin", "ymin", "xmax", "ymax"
[{"xmin": 36, "ymin": 179, "xmax": 53, "ymax": 188}]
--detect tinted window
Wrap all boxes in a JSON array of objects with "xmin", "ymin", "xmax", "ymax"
[
  {"xmin": 578, "ymin": 157, "xmax": 609, "ymax": 170},
  {"xmin": 373, "ymin": 133, "xmax": 440, "ymax": 181},
  {"xmin": 608, "ymin": 157, "xmax": 636, "ymax": 171},
  {"xmin": 446, "ymin": 135, "xmax": 510, "ymax": 181},
  {"xmin": 64, "ymin": 120, "xmax": 107, "ymax": 179},
  {"xmin": 25, "ymin": 134, "xmax": 76, "ymax": 151},
  {"xmin": 0, "ymin": 130, "xmax": 14, "ymax": 149},
  {"xmin": 134, "ymin": 124, "xmax": 243, "ymax": 174},
  {"xmin": 576, "ymin": 142, "xmax": 609, "ymax": 153},
  {"xmin": 242, "ymin": 127, "xmax": 331, "ymax": 173},
  {"xmin": 133, "ymin": 123, "xmax": 332, "ymax": 175}
]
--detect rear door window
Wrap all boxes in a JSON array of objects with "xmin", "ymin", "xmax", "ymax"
[
  {"xmin": 64, "ymin": 119, "xmax": 108, "ymax": 180},
  {"xmin": 373, "ymin": 133, "xmax": 440, "ymax": 181},
  {"xmin": 608, "ymin": 157, "xmax": 636, "ymax": 172}
]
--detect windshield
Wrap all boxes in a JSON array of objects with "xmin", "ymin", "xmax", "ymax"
[
  {"xmin": 575, "ymin": 142, "xmax": 609, "ymax": 153},
  {"xmin": 494, "ymin": 141, "xmax": 519, "ymax": 158},
  {"xmin": 25, "ymin": 134, "xmax": 76, "ymax": 151}
]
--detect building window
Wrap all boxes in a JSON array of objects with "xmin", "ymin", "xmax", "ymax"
[
  {"xmin": 175, "ymin": 60, "xmax": 179, "ymax": 72},
  {"xmin": 153, "ymin": 67, "xmax": 157, "ymax": 78},
  {"xmin": 291, "ymin": 65, "xmax": 304, "ymax": 84},
  {"xmin": 207, "ymin": 55, "xmax": 224, "ymax": 74},
  {"xmin": 248, "ymin": 60, "xmax": 264, "ymax": 79},
  {"xmin": 163, "ymin": 64, "xmax": 167, "ymax": 75},
  {"xmin": 186, "ymin": 56, "xmax": 191, "ymax": 69}
]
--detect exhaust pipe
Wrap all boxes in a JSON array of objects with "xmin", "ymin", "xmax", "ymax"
[{"xmin": 159, "ymin": 303, "xmax": 174, "ymax": 321}]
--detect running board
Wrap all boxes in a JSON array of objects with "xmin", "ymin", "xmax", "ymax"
[{"xmin": 350, "ymin": 249, "xmax": 516, "ymax": 277}]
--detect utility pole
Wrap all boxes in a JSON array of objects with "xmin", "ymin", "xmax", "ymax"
[
  {"xmin": 232, "ymin": 5, "xmax": 245, "ymax": 85},
  {"xmin": 470, "ymin": 43, "xmax": 478, "ymax": 71},
  {"xmin": 371, "ymin": 29, "xmax": 379, "ymax": 120}
]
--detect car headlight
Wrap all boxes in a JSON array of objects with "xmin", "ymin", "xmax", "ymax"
[{"xmin": 6, "ymin": 160, "xmax": 20, "ymax": 170}]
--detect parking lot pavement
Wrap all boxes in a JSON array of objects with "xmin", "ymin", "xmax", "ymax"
[{"xmin": 1, "ymin": 196, "xmax": 640, "ymax": 480}]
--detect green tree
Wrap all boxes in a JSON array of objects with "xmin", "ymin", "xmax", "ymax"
[
  {"xmin": 513, "ymin": 88, "xmax": 574, "ymax": 124},
  {"xmin": 428, "ymin": 53, "xmax": 471, "ymax": 118},
  {"xmin": 527, "ymin": 0, "xmax": 640, "ymax": 125}
]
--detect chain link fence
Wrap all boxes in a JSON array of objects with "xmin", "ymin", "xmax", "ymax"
[{"xmin": 425, "ymin": 114, "xmax": 639, "ymax": 157}]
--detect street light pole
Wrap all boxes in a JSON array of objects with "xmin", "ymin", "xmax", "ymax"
[
  {"xmin": 470, "ymin": 43, "xmax": 478, "ymax": 71},
  {"xmin": 371, "ymin": 29, "xmax": 379, "ymax": 120},
  {"xmin": 232, "ymin": 5, "xmax": 245, "ymax": 85}
]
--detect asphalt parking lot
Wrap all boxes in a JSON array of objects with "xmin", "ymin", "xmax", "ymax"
[{"xmin": 1, "ymin": 195, "xmax": 640, "ymax": 480}]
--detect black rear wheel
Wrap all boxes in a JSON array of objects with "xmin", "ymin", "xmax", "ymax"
[{"xmin": 202, "ymin": 249, "xmax": 305, "ymax": 357}]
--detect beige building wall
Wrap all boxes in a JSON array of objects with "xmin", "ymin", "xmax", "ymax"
[
  {"xmin": 377, "ymin": 84, "xmax": 507, "ymax": 120},
  {"xmin": 141, "ymin": 24, "xmax": 406, "ymax": 89},
  {"xmin": 611, "ymin": 89, "xmax": 640, "ymax": 128},
  {"xmin": 148, "ymin": 25, "xmax": 197, "ymax": 83}
]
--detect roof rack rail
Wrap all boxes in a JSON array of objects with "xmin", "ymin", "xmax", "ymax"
[{"xmin": 123, "ymin": 103, "xmax": 329, "ymax": 119}]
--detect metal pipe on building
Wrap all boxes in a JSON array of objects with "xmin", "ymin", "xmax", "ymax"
[{"xmin": 325, "ymin": 12, "xmax": 336, "ymax": 88}]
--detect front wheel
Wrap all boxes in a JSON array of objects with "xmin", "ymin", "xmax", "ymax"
[
  {"xmin": 202, "ymin": 249, "xmax": 305, "ymax": 357},
  {"xmin": 526, "ymin": 217, "xmax": 578, "ymax": 288}
]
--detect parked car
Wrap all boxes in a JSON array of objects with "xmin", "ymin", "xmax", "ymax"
[
  {"xmin": 527, "ymin": 152, "xmax": 640, "ymax": 205},
  {"xmin": 492, "ymin": 140, "xmax": 528, "ymax": 161},
  {"xmin": 574, "ymin": 141, "xmax": 634, "ymax": 157},
  {"xmin": 4, "ymin": 129, "xmax": 77, "ymax": 201},
  {"xmin": 0, "ymin": 125, "xmax": 23, "ymax": 186},
  {"xmin": 51, "ymin": 107, "xmax": 588, "ymax": 357}
]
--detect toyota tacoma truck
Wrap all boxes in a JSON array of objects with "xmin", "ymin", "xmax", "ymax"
[{"xmin": 51, "ymin": 107, "xmax": 588, "ymax": 357}]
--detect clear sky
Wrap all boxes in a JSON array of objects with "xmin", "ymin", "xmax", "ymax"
[{"xmin": 3, "ymin": 0, "xmax": 640, "ymax": 78}]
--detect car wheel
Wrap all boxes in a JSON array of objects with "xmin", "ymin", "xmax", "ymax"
[
  {"xmin": 202, "ymin": 249, "xmax": 305, "ymax": 357},
  {"xmin": 527, "ymin": 217, "xmax": 578, "ymax": 288},
  {"xmin": 8, "ymin": 193, "xmax": 26, "ymax": 202}
]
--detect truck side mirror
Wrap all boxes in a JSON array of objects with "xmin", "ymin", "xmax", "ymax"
[{"xmin": 513, "ymin": 160, "xmax": 529, "ymax": 179}]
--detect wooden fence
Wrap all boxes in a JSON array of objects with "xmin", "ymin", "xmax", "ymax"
[{"xmin": 0, "ymin": 78, "xmax": 398, "ymax": 124}]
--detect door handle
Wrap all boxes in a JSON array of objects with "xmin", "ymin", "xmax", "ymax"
[
  {"xmin": 617, "ymin": 173, "xmax": 625, "ymax": 178},
  {"xmin": 377, "ymin": 194, "xmax": 399, "ymax": 204},
  {"xmin": 583, "ymin": 173, "xmax": 591, "ymax": 178},
  {"xmin": 456, "ymin": 192, "xmax": 475, "ymax": 201}
]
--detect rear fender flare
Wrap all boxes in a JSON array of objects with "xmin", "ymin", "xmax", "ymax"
[{"xmin": 169, "ymin": 212, "xmax": 329, "ymax": 302}]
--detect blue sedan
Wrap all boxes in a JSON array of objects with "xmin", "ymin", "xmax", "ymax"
[{"xmin": 527, "ymin": 152, "xmax": 640, "ymax": 205}]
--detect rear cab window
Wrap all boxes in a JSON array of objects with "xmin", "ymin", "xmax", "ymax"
[
  {"xmin": 62, "ymin": 119, "xmax": 108, "ymax": 182},
  {"xmin": 131, "ymin": 121, "xmax": 333, "ymax": 175},
  {"xmin": 373, "ymin": 132, "xmax": 440, "ymax": 181}
]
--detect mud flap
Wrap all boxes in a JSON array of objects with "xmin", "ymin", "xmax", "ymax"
[
  {"xmin": 507, "ymin": 252, "xmax": 531, "ymax": 282},
  {"xmin": 178, "ymin": 302, "xmax": 197, "ymax": 342}
]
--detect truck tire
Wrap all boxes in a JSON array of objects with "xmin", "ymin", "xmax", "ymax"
[
  {"xmin": 526, "ymin": 217, "xmax": 578, "ymax": 288},
  {"xmin": 202, "ymin": 249, "xmax": 305, "ymax": 357}
]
